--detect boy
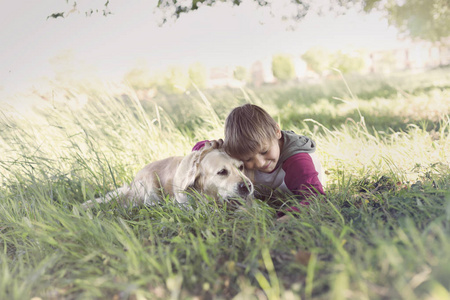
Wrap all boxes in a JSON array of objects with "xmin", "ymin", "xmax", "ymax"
[{"xmin": 193, "ymin": 104, "xmax": 325, "ymax": 217}]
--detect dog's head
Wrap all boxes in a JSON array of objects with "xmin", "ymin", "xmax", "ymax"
[{"xmin": 173, "ymin": 146, "xmax": 254, "ymax": 205}]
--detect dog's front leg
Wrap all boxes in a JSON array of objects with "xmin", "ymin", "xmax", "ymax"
[{"xmin": 81, "ymin": 185, "xmax": 131, "ymax": 209}]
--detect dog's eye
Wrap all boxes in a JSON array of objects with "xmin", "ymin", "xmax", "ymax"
[
  {"xmin": 238, "ymin": 165, "xmax": 244, "ymax": 171},
  {"xmin": 217, "ymin": 169, "xmax": 228, "ymax": 176}
]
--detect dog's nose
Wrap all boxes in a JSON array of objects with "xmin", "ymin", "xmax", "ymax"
[{"xmin": 238, "ymin": 181, "xmax": 253, "ymax": 196}]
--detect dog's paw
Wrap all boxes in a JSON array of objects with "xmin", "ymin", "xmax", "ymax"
[{"xmin": 80, "ymin": 200, "xmax": 93, "ymax": 210}]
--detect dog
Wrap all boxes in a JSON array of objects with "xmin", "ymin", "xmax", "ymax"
[{"xmin": 81, "ymin": 143, "xmax": 254, "ymax": 209}]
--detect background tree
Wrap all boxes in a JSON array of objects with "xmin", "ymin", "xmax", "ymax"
[
  {"xmin": 272, "ymin": 54, "xmax": 296, "ymax": 82},
  {"xmin": 124, "ymin": 62, "xmax": 155, "ymax": 91},
  {"xmin": 233, "ymin": 66, "xmax": 248, "ymax": 82},
  {"xmin": 356, "ymin": 0, "xmax": 450, "ymax": 41},
  {"xmin": 301, "ymin": 48, "xmax": 367, "ymax": 75},
  {"xmin": 161, "ymin": 66, "xmax": 190, "ymax": 94},
  {"xmin": 155, "ymin": 0, "xmax": 311, "ymax": 26},
  {"xmin": 332, "ymin": 50, "xmax": 366, "ymax": 74},
  {"xmin": 52, "ymin": 1, "xmax": 450, "ymax": 41},
  {"xmin": 301, "ymin": 47, "xmax": 333, "ymax": 75}
]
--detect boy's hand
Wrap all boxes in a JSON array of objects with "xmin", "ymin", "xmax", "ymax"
[
  {"xmin": 192, "ymin": 140, "xmax": 223, "ymax": 152},
  {"xmin": 205, "ymin": 139, "xmax": 224, "ymax": 149}
]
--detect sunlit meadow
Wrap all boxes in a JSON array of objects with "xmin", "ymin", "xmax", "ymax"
[{"xmin": 1, "ymin": 68, "xmax": 450, "ymax": 299}]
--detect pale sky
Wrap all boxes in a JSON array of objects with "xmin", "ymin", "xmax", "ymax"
[{"xmin": 0, "ymin": 0, "xmax": 404, "ymax": 98}]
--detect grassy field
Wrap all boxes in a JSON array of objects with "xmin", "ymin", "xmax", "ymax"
[{"xmin": 1, "ymin": 68, "xmax": 450, "ymax": 299}]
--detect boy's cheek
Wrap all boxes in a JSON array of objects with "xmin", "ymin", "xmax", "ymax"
[{"xmin": 243, "ymin": 162, "xmax": 254, "ymax": 170}]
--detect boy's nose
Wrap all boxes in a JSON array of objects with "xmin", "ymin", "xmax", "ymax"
[{"xmin": 254, "ymin": 156, "xmax": 265, "ymax": 169}]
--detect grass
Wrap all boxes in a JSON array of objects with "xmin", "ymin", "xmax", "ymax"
[{"xmin": 1, "ymin": 68, "xmax": 450, "ymax": 299}]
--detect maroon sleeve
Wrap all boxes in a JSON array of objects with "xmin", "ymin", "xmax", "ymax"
[
  {"xmin": 277, "ymin": 153, "xmax": 324, "ymax": 217},
  {"xmin": 192, "ymin": 140, "xmax": 210, "ymax": 151},
  {"xmin": 282, "ymin": 153, "xmax": 325, "ymax": 198}
]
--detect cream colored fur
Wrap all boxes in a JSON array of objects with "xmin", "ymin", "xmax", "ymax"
[{"xmin": 81, "ymin": 145, "xmax": 254, "ymax": 209}]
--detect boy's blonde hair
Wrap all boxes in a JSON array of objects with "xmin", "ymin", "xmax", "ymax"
[{"xmin": 224, "ymin": 104, "xmax": 279, "ymax": 159}]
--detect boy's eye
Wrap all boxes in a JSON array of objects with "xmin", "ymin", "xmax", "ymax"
[
  {"xmin": 217, "ymin": 169, "xmax": 228, "ymax": 176},
  {"xmin": 261, "ymin": 150, "xmax": 268, "ymax": 155}
]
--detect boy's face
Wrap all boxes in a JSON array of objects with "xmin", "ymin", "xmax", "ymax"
[{"xmin": 240, "ymin": 130, "xmax": 283, "ymax": 173}]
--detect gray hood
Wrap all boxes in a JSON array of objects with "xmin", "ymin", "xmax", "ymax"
[{"xmin": 277, "ymin": 130, "xmax": 316, "ymax": 168}]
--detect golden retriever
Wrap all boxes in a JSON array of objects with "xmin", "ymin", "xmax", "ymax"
[{"xmin": 81, "ymin": 143, "xmax": 254, "ymax": 209}]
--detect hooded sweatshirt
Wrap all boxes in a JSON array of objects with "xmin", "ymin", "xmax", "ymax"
[{"xmin": 253, "ymin": 130, "xmax": 325, "ymax": 200}]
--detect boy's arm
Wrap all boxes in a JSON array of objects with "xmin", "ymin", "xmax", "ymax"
[
  {"xmin": 282, "ymin": 152, "xmax": 324, "ymax": 197},
  {"xmin": 192, "ymin": 140, "xmax": 210, "ymax": 151},
  {"xmin": 280, "ymin": 153, "xmax": 324, "ymax": 215}
]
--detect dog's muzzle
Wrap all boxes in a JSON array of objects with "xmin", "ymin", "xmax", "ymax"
[
  {"xmin": 221, "ymin": 181, "xmax": 254, "ymax": 208},
  {"xmin": 237, "ymin": 181, "xmax": 253, "ymax": 197}
]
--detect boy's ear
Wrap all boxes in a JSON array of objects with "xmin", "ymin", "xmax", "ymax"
[{"xmin": 275, "ymin": 124, "xmax": 282, "ymax": 139}]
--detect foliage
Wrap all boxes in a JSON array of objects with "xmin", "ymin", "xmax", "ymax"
[
  {"xmin": 124, "ymin": 63, "xmax": 208, "ymax": 95},
  {"xmin": 124, "ymin": 63, "xmax": 156, "ymax": 91},
  {"xmin": 301, "ymin": 47, "xmax": 366, "ymax": 75},
  {"xmin": 332, "ymin": 50, "xmax": 366, "ymax": 74},
  {"xmin": 301, "ymin": 47, "xmax": 333, "ymax": 75},
  {"xmin": 51, "ymin": 0, "xmax": 450, "ymax": 41},
  {"xmin": 272, "ymin": 54, "xmax": 296, "ymax": 82},
  {"xmin": 1, "ymin": 68, "xmax": 450, "ymax": 299},
  {"xmin": 233, "ymin": 65, "xmax": 248, "ymax": 82},
  {"xmin": 359, "ymin": 0, "xmax": 450, "ymax": 41},
  {"xmin": 161, "ymin": 66, "xmax": 190, "ymax": 94},
  {"xmin": 155, "ymin": 0, "xmax": 311, "ymax": 25},
  {"xmin": 188, "ymin": 62, "xmax": 208, "ymax": 89}
]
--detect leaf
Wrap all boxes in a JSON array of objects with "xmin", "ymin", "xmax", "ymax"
[{"xmin": 295, "ymin": 250, "xmax": 312, "ymax": 266}]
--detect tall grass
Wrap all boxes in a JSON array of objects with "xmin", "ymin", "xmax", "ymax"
[{"xmin": 1, "ymin": 69, "xmax": 450, "ymax": 299}]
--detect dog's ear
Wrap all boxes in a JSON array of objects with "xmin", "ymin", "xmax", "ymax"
[{"xmin": 173, "ymin": 149, "xmax": 205, "ymax": 203}]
